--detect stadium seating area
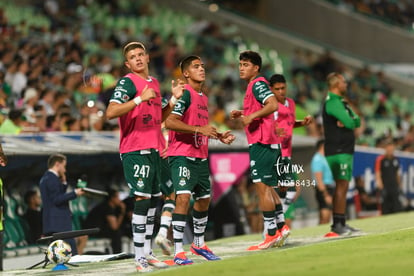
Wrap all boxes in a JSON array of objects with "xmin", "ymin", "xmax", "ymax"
[
  {"xmin": 0, "ymin": 0, "xmax": 413, "ymax": 150},
  {"xmin": 2, "ymin": 189, "xmax": 86, "ymax": 248},
  {"xmin": 326, "ymin": 0, "xmax": 414, "ymax": 31}
]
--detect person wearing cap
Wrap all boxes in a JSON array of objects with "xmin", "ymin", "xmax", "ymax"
[
  {"xmin": 375, "ymin": 139, "xmax": 403, "ymax": 214},
  {"xmin": 22, "ymin": 87, "xmax": 39, "ymax": 124},
  {"xmin": 106, "ymin": 41, "xmax": 184, "ymax": 273}
]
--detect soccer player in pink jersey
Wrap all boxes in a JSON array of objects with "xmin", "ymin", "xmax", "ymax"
[
  {"xmin": 165, "ymin": 55, "xmax": 235, "ymax": 265},
  {"xmin": 269, "ymin": 74, "xmax": 313, "ymax": 244},
  {"xmin": 106, "ymin": 42, "xmax": 184, "ymax": 273},
  {"xmin": 230, "ymin": 51, "xmax": 285, "ymax": 250}
]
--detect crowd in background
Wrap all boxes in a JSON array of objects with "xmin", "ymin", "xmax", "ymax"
[
  {"xmin": 327, "ymin": 0, "xmax": 414, "ymax": 30},
  {"xmin": 0, "ymin": 0, "xmax": 413, "ymax": 152}
]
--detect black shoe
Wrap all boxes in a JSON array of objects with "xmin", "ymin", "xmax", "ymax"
[
  {"xmin": 331, "ymin": 224, "xmax": 351, "ymax": 236},
  {"xmin": 344, "ymin": 224, "xmax": 360, "ymax": 232}
]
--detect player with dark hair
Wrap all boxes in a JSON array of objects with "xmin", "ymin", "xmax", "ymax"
[
  {"xmin": 231, "ymin": 51, "xmax": 284, "ymax": 250},
  {"xmin": 106, "ymin": 41, "xmax": 184, "ymax": 272},
  {"xmin": 268, "ymin": 74, "xmax": 313, "ymax": 240},
  {"xmin": 166, "ymin": 55, "xmax": 235, "ymax": 265},
  {"xmin": 322, "ymin": 72, "xmax": 361, "ymax": 235}
]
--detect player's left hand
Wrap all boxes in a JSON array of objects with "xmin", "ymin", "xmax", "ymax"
[
  {"xmin": 241, "ymin": 114, "xmax": 253, "ymax": 126},
  {"xmin": 302, "ymin": 115, "xmax": 313, "ymax": 126},
  {"xmin": 160, "ymin": 147, "xmax": 168, "ymax": 159},
  {"xmin": 218, "ymin": 130, "xmax": 236, "ymax": 145},
  {"xmin": 171, "ymin": 79, "xmax": 185, "ymax": 99}
]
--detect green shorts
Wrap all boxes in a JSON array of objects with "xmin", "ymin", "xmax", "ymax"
[
  {"xmin": 249, "ymin": 143, "xmax": 281, "ymax": 186},
  {"xmin": 326, "ymin": 153, "xmax": 353, "ymax": 181},
  {"xmin": 160, "ymin": 157, "xmax": 174, "ymax": 197},
  {"xmin": 121, "ymin": 149, "xmax": 161, "ymax": 198},
  {"xmin": 169, "ymin": 156, "xmax": 211, "ymax": 200}
]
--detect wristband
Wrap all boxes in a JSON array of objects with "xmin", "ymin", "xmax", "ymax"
[
  {"xmin": 133, "ymin": 96, "xmax": 142, "ymax": 106},
  {"xmin": 170, "ymin": 96, "xmax": 178, "ymax": 105}
]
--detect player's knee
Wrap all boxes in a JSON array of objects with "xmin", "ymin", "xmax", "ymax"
[
  {"xmin": 176, "ymin": 193, "xmax": 191, "ymax": 207},
  {"xmin": 194, "ymin": 197, "xmax": 210, "ymax": 210}
]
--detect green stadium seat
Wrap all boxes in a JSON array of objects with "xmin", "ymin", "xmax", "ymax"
[
  {"xmin": 305, "ymin": 99, "xmax": 321, "ymax": 116},
  {"xmin": 367, "ymin": 118, "xmax": 397, "ymax": 138},
  {"xmin": 3, "ymin": 195, "xmax": 27, "ymax": 247}
]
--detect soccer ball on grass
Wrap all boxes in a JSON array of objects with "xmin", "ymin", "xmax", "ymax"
[{"xmin": 47, "ymin": 239, "xmax": 72, "ymax": 264}]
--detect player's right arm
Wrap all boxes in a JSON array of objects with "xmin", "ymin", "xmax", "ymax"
[{"xmin": 106, "ymin": 77, "xmax": 155, "ymax": 120}]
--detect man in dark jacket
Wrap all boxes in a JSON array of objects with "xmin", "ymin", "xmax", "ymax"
[{"xmin": 39, "ymin": 154, "xmax": 84, "ymax": 255}]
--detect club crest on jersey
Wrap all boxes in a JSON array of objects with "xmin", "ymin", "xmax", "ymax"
[
  {"xmin": 137, "ymin": 178, "xmax": 144, "ymax": 188},
  {"xmin": 179, "ymin": 178, "xmax": 186, "ymax": 186}
]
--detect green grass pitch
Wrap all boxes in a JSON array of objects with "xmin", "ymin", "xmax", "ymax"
[{"xmin": 4, "ymin": 212, "xmax": 414, "ymax": 275}]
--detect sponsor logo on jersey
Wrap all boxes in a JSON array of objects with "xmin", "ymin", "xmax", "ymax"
[
  {"xmin": 143, "ymin": 114, "xmax": 153, "ymax": 124},
  {"xmin": 114, "ymin": 87, "xmax": 127, "ymax": 93}
]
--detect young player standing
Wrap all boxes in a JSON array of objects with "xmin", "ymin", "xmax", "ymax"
[
  {"xmin": 269, "ymin": 74, "xmax": 313, "ymax": 241},
  {"xmin": 106, "ymin": 42, "xmax": 184, "ymax": 272},
  {"xmin": 166, "ymin": 55, "xmax": 235, "ymax": 265},
  {"xmin": 231, "ymin": 51, "xmax": 284, "ymax": 250}
]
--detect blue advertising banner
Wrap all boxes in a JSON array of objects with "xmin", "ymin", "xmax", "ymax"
[{"xmin": 352, "ymin": 146, "xmax": 414, "ymax": 199}]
